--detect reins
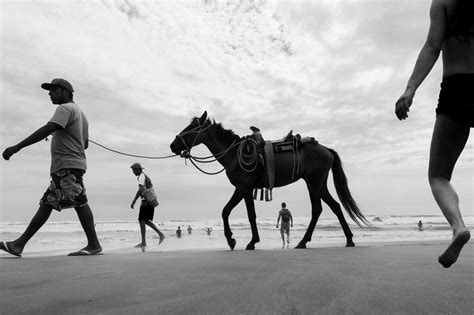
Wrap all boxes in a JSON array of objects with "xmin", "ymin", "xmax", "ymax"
[
  {"xmin": 176, "ymin": 119, "xmax": 260, "ymax": 175},
  {"xmin": 180, "ymin": 139, "xmax": 240, "ymax": 175}
]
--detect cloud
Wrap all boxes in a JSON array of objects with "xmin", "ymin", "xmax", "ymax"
[{"xmin": 1, "ymin": 0, "xmax": 472, "ymax": 222}]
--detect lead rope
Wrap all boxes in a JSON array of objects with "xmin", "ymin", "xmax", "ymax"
[
  {"xmin": 182, "ymin": 138, "xmax": 260, "ymax": 175},
  {"xmin": 88, "ymin": 140, "xmax": 178, "ymax": 159}
]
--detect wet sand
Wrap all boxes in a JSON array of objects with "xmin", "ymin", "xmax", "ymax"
[{"xmin": 1, "ymin": 242, "xmax": 473, "ymax": 314}]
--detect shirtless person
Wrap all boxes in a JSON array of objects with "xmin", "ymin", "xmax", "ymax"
[
  {"xmin": 396, "ymin": 0, "xmax": 473, "ymax": 268},
  {"xmin": 276, "ymin": 202, "xmax": 293, "ymax": 249}
]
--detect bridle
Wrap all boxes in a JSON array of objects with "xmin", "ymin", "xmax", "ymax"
[
  {"xmin": 174, "ymin": 118, "xmax": 213, "ymax": 157},
  {"xmin": 174, "ymin": 118, "xmax": 262, "ymax": 175}
]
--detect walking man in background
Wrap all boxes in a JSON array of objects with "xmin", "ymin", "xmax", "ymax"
[
  {"xmin": 131, "ymin": 163, "xmax": 165, "ymax": 249},
  {"xmin": 276, "ymin": 202, "xmax": 293, "ymax": 249},
  {"xmin": 1, "ymin": 78, "xmax": 102, "ymax": 257}
]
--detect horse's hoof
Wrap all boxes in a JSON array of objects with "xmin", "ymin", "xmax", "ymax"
[
  {"xmin": 245, "ymin": 244, "xmax": 255, "ymax": 250},
  {"xmin": 295, "ymin": 243, "xmax": 306, "ymax": 249},
  {"xmin": 346, "ymin": 241, "xmax": 355, "ymax": 247},
  {"xmin": 228, "ymin": 238, "xmax": 236, "ymax": 250}
]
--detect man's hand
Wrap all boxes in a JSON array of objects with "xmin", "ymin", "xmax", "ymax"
[
  {"xmin": 395, "ymin": 89, "xmax": 415, "ymax": 120},
  {"xmin": 2, "ymin": 145, "xmax": 20, "ymax": 160},
  {"xmin": 130, "ymin": 201, "xmax": 135, "ymax": 209},
  {"xmin": 276, "ymin": 225, "xmax": 279, "ymax": 229}
]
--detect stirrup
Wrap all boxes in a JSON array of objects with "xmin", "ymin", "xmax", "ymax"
[{"xmin": 265, "ymin": 189, "xmax": 272, "ymax": 201}]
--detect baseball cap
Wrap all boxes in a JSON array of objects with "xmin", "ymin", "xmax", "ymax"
[
  {"xmin": 41, "ymin": 78, "xmax": 74, "ymax": 93},
  {"xmin": 130, "ymin": 162, "xmax": 144, "ymax": 170}
]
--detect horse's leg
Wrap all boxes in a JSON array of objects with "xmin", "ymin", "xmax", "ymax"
[
  {"xmin": 321, "ymin": 184, "xmax": 355, "ymax": 247},
  {"xmin": 222, "ymin": 189, "xmax": 243, "ymax": 250},
  {"xmin": 243, "ymin": 191, "xmax": 260, "ymax": 250},
  {"xmin": 296, "ymin": 180, "xmax": 324, "ymax": 249}
]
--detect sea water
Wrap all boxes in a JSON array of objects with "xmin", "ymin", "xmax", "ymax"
[{"xmin": 1, "ymin": 215, "xmax": 472, "ymax": 255}]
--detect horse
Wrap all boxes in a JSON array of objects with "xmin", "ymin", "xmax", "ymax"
[{"xmin": 170, "ymin": 111, "xmax": 368, "ymax": 250}]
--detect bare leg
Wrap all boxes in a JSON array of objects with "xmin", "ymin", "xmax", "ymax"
[
  {"xmin": 280, "ymin": 230, "xmax": 285, "ymax": 249},
  {"xmin": 74, "ymin": 205, "xmax": 102, "ymax": 253},
  {"xmin": 145, "ymin": 220, "xmax": 165, "ymax": 244},
  {"xmin": 2, "ymin": 205, "xmax": 53, "ymax": 256},
  {"xmin": 135, "ymin": 220, "xmax": 147, "ymax": 247},
  {"xmin": 429, "ymin": 115, "xmax": 470, "ymax": 268}
]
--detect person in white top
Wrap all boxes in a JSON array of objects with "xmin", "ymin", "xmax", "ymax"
[{"xmin": 131, "ymin": 163, "xmax": 165, "ymax": 249}]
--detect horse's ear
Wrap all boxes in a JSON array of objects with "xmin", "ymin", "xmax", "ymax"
[{"xmin": 199, "ymin": 111, "xmax": 208, "ymax": 123}]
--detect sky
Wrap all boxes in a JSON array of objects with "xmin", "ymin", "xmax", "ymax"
[{"xmin": 0, "ymin": 0, "xmax": 472, "ymax": 223}]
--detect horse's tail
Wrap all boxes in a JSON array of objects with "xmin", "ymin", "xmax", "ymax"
[{"xmin": 327, "ymin": 148, "xmax": 369, "ymax": 227}]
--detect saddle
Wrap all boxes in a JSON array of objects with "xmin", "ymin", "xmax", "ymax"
[{"xmin": 252, "ymin": 131, "xmax": 317, "ymax": 202}]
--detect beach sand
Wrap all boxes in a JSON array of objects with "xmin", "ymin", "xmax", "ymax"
[{"xmin": 1, "ymin": 242, "xmax": 473, "ymax": 314}]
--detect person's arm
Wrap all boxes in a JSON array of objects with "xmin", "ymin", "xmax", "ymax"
[
  {"xmin": 131, "ymin": 188, "xmax": 143, "ymax": 209},
  {"xmin": 395, "ymin": 0, "xmax": 446, "ymax": 120},
  {"xmin": 131, "ymin": 175, "xmax": 146, "ymax": 208},
  {"xmin": 2, "ymin": 122, "xmax": 61, "ymax": 160},
  {"xmin": 290, "ymin": 212, "xmax": 293, "ymax": 227}
]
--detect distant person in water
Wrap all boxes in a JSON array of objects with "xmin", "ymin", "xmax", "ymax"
[
  {"xmin": 176, "ymin": 226, "xmax": 182, "ymax": 238},
  {"xmin": 395, "ymin": 0, "xmax": 472, "ymax": 267},
  {"xmin": 206, "ymin": 228, "xmax": 213, "ymax": 236},
  {"xmin": 418, "ymin": 220, "xmax": 424, "ymax": 231},
  {"xmin": 130, "ymin": 163, "xmax": 164, "ymax": 249},
  {"xmin": 276, "ymin": 202, "xmax": 293, "ymax": 248},
  {"xmin": 1, "ymin": 78, "xmax": 102, "ymax": 257},
  {"xmin": 187, "ymin": 225, "xmax": 192, "ymax": 235}
]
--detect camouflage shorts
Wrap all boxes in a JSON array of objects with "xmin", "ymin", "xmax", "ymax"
[{"xmin": 40, "ymin": 169, "xmax": 88, "ymax": 211}]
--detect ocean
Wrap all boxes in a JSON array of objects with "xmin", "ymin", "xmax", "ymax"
[{"xmin": 1, "ymin": 215, "xmax": 472, "ymax": 255}]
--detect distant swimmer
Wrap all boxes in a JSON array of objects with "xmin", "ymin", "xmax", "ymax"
[
  {"xmin": 395, "ymin": 0, "xmax": 472, "ymax": 268},
  {"xmin": 418, "ymin": 220, "xmax": 424, "ymax": 231},
  {"xmin": 176, "ymin": 226, "xmax": 182, "ymax": 239},
  {"xmin": 373, "ymin": 216, "xmax": 383, "ymax": 222},
  {"xmin": 206, "ymin": 228, "xmax": 213, "ymax": 236},
  {"xmin": 187, "ymin": 225, "xmax": 192, "ymax": 235},
  {"xmin": 131, "ymin": 163, "xmax": 165, "ymax": 249},
  {"xmin": 276, "ymin": 202, "xmax": 293, "ymax": 249}
]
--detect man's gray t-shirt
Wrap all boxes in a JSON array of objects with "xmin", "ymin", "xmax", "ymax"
[{"xmin": 48, "ymin": 102, "xmax": 88, "ymax": 173}]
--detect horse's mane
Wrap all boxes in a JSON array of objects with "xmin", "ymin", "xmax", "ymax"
[
  {"xmin": 213, "ymin": 120, "xmax": 241, "ymax": 143},
  {"xmin": 191, "ymin": 116, "xmax": 241, "ymax": 143}
]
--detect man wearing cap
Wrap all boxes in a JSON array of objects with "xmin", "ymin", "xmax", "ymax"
[
  {"xmin": 1, "ymin": 78, "xmax": 102, "ymax": 257},
  {"xmin": 131, "ymin": 162, "xmax": 165, "ymax": 249}
]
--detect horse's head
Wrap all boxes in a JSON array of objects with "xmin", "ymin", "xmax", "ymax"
[{"xmin": 170, "ymin": 111, "xmax": 210, "ymax": 156}]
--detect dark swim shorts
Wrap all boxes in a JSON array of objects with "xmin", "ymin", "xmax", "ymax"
[
  {"xmin": 40, "ymin": 169, "xmax": 88, "ymax": 211},
  {"xmin": 138, "ymin": 204, "xmax": 155, "ymax": 221},
  {"xmin": 436, "ymin": 73, "xmax": 474, "ymax": 127},
  {"xmin": 280, "ymin": 222, "xmax": 290, "ymax": 234}
]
